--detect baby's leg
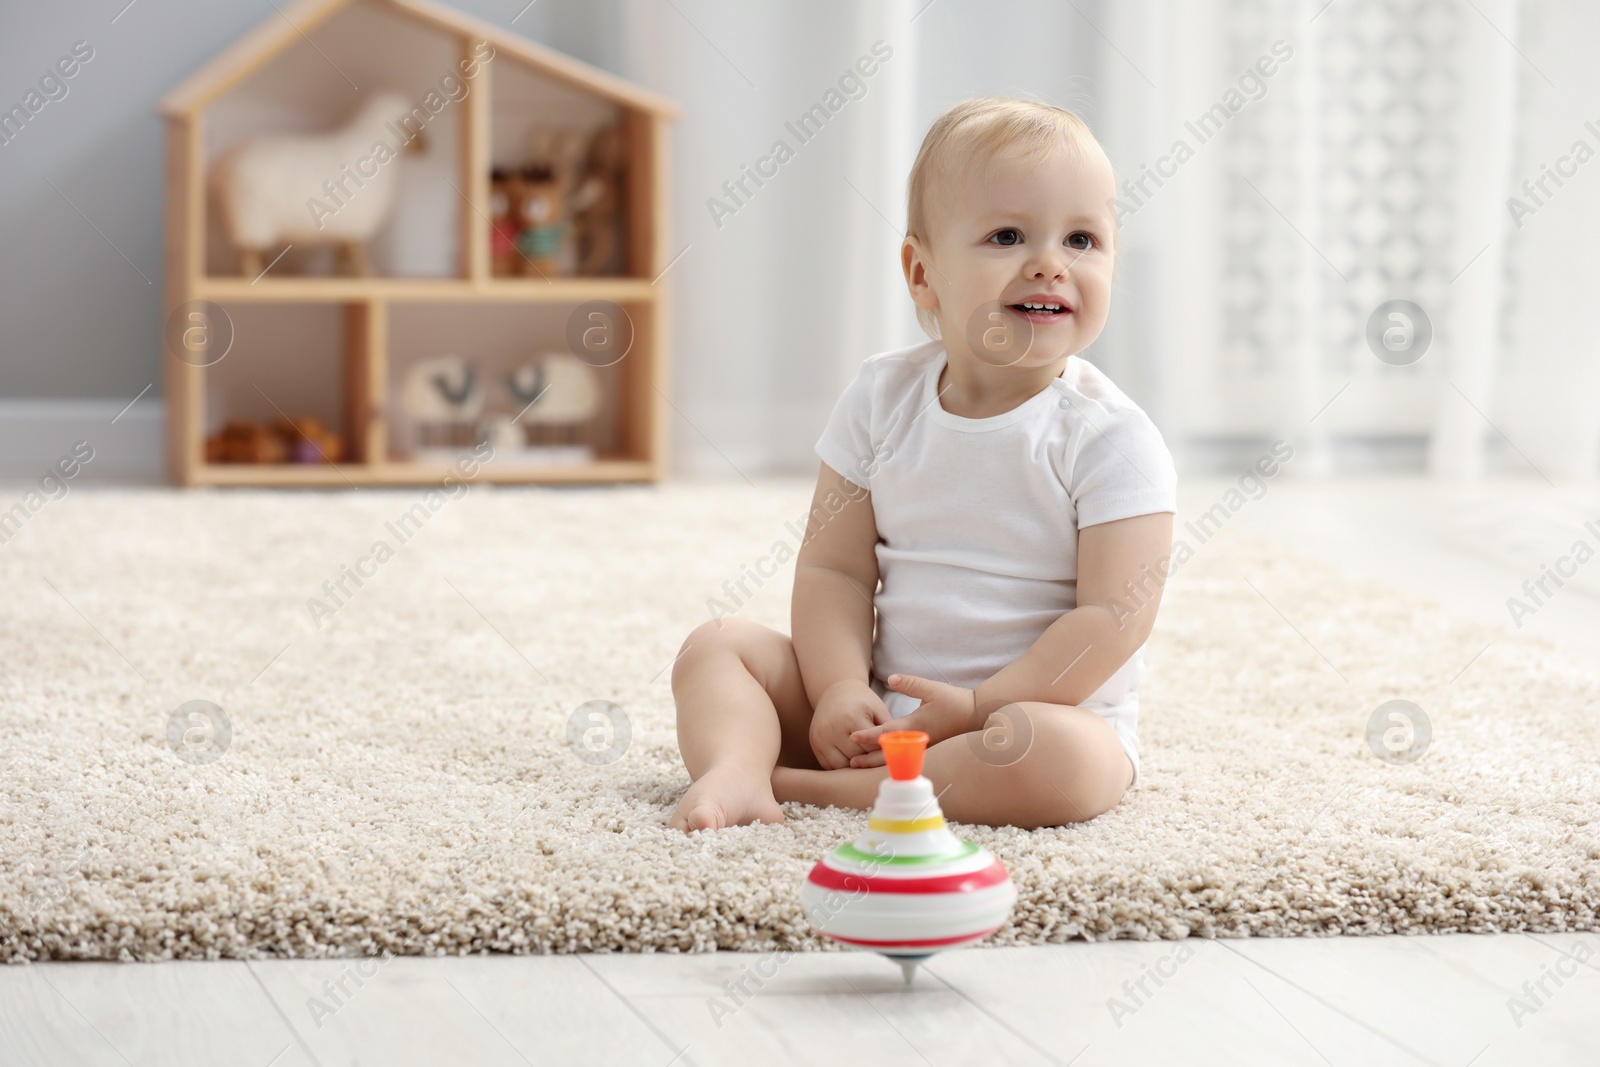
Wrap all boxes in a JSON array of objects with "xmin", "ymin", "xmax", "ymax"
[
  {"xmin": 667, "ymin": 618, "xmax": 823, "ymax": 832},
  {"xmin": 771, "ymin": 702, "xmax": 1131, "ymax": 830}
]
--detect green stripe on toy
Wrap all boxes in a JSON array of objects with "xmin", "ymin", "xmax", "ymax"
[{"xmin": 834, "ymin": 840, "xmax": 979, "ymax": 866}]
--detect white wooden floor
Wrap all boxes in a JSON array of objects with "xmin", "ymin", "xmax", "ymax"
[
  {"xmin": 5, "ymin": 475, "xmax": 1598, "ymax": 1067},
  {"xmin": 3, "ymin": 934, "xmax": 1598, "ymax": 1066}
]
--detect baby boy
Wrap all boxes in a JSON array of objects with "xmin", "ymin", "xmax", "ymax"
[{"xmin": 669, "ymin": 97, "xmax": 1178, "ymax": 832}]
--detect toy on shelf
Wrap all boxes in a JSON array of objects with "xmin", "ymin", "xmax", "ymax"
[
  {"xmin": 160, "ymin": 0, "xmax": 678, "ymax": 488},
  {"xmin": 573, "ymin": 122, "xmax": 626, "ymax": 276},
  {"xmin": 798, "ymin": 730, "xmax": 1017, "ymax": 985},
  {"xmin": 210, "ymin": 92, "xmax": 425, "ymax": 278},
  {"xmin": 279, "ymin": 417, "xmax": 343, "ymax": 462},
  {"xmin": 488, "ymin": 168, "xmax": 522, "ymax": 276},
  {"xmin": 400, "ymin": 354, "xmax": 486, "ymax": 456},
  {"xmin": 473, "ymin": 413, "xmax": 523, "ymax": 455},
  {"xmin": 506, "ymin": 352, "xmax": 602, "ymax": 462},
  {"xmin": 491, "ymin": 127, "xmax": 607, "ymax": 278},
  {"xmin": 205, "ymin": 417, "xmax": 343, "ymax": 464},
  {"xmin": 512, "ymin": 161, "xmax": 568, "ymax": 278}
]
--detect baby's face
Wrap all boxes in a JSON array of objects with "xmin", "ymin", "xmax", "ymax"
[{"xmin": 912, "ymin": 143, "xmax": 1117, "ymax": 364}]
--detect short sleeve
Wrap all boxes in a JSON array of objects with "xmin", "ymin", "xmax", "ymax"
[
  {"xmin": 814, "ymin": 359, "xmax": 878, "ymax": 491},
  {"xmin": 1065, "ymin": 402, "xmax": 1178, "ymax": 528}
]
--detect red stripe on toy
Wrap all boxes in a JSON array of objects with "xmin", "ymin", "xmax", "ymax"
[
  {"xmin": 806, "ymin": 859, "xmax": 1010, "ymax": 895},
  {"xmin": 828, "ymin": 926, "xmax": 1002, "ymax": 949}
]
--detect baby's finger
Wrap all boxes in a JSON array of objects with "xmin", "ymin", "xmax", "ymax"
[
  {"xmin": 850, "ymin": 722, "xmax": 897, "ymax": 747},
  {"xmin": 850, "ymin": 749, "xmax": 887, "ymax": 768},
  {"xmin": 854, "ymin": 712, "xmax": 918, "ymax": 744}
]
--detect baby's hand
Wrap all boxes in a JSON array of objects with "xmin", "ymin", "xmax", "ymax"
[
  {"xmin": 848, "ymin": 674, "xmax": 976, "ymax": 768},
  {"xmin": 810, "ymin": 680, "xmax": 891, "ymax": 770}
]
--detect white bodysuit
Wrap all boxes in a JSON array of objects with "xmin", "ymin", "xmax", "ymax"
[{"xmin": 813, "ymin": 339, "xmax": 1178, "ymax": 784}]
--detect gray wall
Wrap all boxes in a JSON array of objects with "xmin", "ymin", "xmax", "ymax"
[{"xmin": 0, "ymin": 0, "xmax": 618, "ymax": 401}]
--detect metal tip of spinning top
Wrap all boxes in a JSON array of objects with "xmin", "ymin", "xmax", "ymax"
[{"xmin": 886, "ymin": 953, "xmax": 931, "ymax": 985}]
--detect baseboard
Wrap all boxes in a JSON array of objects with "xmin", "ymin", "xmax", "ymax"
[
  {"xmin": 0, "ymin": 401, "xmax": 1525, "ymax": 486},
  {"xmin": 0, "ymin": 398, "xmax": 166, "ymax": 483}
]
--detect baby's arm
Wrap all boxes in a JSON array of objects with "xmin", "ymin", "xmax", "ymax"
[
  {"xmin": 973, "ymin": 511, "xmax": 1175, "ymax": 711},
  {"xmin": 791, "ymin": 462, "xmax": 890, "ymax": 769}
]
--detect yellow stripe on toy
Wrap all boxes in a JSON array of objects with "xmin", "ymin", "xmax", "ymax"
[{"xmin": 867, "ymin": 813, "xmax": 947, "ymax": 833}]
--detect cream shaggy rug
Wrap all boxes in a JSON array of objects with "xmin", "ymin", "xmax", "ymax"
[{"xmin": 1, "ymin": 480, "xmax": 1596, "ymax": 962}]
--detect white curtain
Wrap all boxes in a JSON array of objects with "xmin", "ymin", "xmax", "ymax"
[
  {"xmin": 1491, "ymin": 0, "xmax": 1600, "ymax": 482},
  {"xmin": 611, "ymin": 0, "xmax": 923, "ymax": 478},
  {"xmin": 1103, "ymin": 0, "xmax": 1600, "ymax": 483},
  {"xmin": 588, "ymin": 0, "xmax": 1598, "ymax": 481}
]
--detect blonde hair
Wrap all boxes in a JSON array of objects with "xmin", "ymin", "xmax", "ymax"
[{"xmin": 905, "ymin": 97, "xmax": 1113, "ymax": 339}]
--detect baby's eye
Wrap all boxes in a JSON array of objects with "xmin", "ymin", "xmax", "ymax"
[
  {"xmin": 1067, "ymin": 232, "xmax": 1096, "ymax": 251},
  {"xmin": 988, "ymin": 228, "xmax": 1022, "ymax": 247}
]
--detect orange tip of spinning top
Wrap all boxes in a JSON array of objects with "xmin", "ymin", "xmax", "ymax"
[{"xmin": 878, "ymin": 730, "xmax": 928, "ymax": 780}]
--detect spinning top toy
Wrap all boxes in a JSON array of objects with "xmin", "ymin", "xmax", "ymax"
[{"xmin": 799, "ymin": 730, "xmax": 1016, "ymax": 984}]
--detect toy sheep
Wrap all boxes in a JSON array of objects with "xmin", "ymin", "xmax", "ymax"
[
  {"xmin": 210, "ymin": 92, "xmax": 422, "ymax": 277},
  {"xmin": 473, "ymin": 414, "xmax": 522, "ymax": 456},
  {"xmin": 506, "ymin": 353, "xmax": 602, "ymax": 447},
  {"xmin": 400, "ymin": 354, "xmax": 485, "ymax": 450}
]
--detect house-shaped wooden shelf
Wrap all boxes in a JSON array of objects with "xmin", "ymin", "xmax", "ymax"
[{"xmin": 158, "ymin": 0, "xmax": 679, "ymax": 486}]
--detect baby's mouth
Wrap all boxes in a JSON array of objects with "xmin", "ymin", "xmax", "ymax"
[{"xmin": 1006, "ymin": 301, "xmax": 1072, "ymax": 321}]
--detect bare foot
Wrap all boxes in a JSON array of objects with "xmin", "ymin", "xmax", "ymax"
[{"xmin": 669, "ymin": 768, "xmax": 786, "ymax": 832}]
